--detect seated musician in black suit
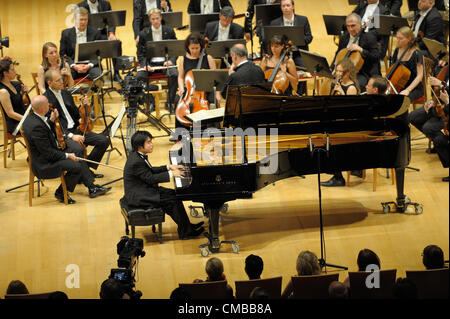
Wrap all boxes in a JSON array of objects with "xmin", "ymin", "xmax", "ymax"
[
  {"xmin": 412, "ymin": 0, "xmax": 446, "ymax": 54},
  {"xmin": 133, "ymin": 0, "xmax": 172, "ymax": 44},
  {"xmin": 22, "ymin": 95, "xmax": 111, "ymax": 204},
  {"xmin": 136, "ymin": 8, "xmax": 179, "ymax": 111},
  {"xmin": 269, "ymin": 0, "xmax": 313, "ymax": 95},
  {"xmin": 331, "ymin": 13, "xmax": 381, "ymax": 91},
  {"xmin": 43, "ymin": 69, "xmax": 109, "ymax": 179},
  {"xmin": 123, "ymin": 131, "xmax": 205, "ymax": 239},
  {"xmin": 59, "ymin": 7, "xmax": 103, "ymax": 81},
  {"xmin": 204, "ymin": 6, "xmax": 244, "ymax": 41},
  {"xmin": 352, "ymin": 0, "xmax": 390, "ymax": 61},
  {"xmin": 0, "ymin": 59, "xmax": 26, "ymax": 134},
  {"xmin": 187, "ymin": 0, "xmax": 233, "ymax": 14},
  {"xmin": 218, "ymin": 43, "xmax": 266, "ymax": 102},
  {"xmin": 431, "ymin": 87, "xmax": 449, "ymax": 182},
  {"xmin": 380, "ymin": 0, "xmax": 403, "ymax": 16},
  {"xmin": 77, "ymin": 0, "xmax": 117, "ymax": 40}
]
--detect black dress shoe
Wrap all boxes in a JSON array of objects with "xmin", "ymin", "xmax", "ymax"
[
  {"xmin": 350, "ymin": 170, "xmax": 363, "ymax": 178},
  {"xmin": 191, "ymin": 221, "xmax": 204, "ymax": 229},
  {"xmin": 88, "ymin": 185, "xmax": 112, "ymax": 198},
  {"xmin": 180, "ymin": 227, "xmax": 204, "ymax": 240},
  {"xmin": 443, "ymin": 176, "xmax": 449, "ymax": 182},
  {"xmin": 90, "ymin": 170, "xmax": 104, "ymax": 179},
  {"xmin": 54, "ymin": 190, "xmax": 76, "ymax": 204},
  {"xmin": 321, "ymin": 176, "xmax": 346, "ymax": 187}
]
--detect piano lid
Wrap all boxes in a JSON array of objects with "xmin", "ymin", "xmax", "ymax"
[{"xmin": 223, "ymin": 85, "xmax": 408, "ymax": 128}]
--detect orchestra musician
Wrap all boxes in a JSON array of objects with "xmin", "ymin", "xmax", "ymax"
[
  {"xmin": 22, "ymin": 95, "xmax": 111, "ymax": 204},
  {"xmin": 390, "ymin": 26, "xmax": 424, "ymax": 101},
  {"xmin": 77, "ymin": 0, "xmax": 118, "ymax": 40},
  {"xmin": 43, "ymin": 69, "xmax": 109, "ymax": 179},
  {"xmin": 259, "ymin": 35, "xmax": 298, "ymax": 95},
  {"xmin": 133, "ymin": 0, "xmax": 172, "ymax": 44},
  {"xmin": 0, "ymin": 59, "xmax": 26, "ymax": 136},
  {"xmin": 269, "ymin": 0, "xmax": 313, "ymax": 95},
  {"xmin": 59, "ymin": 7, "xmax": 103, "ymax": 81},
  {"xmin": 122, "ymin": 130, "xmax": 205, "ymax": 239},
  {"xmin": 244, "ymin": 0, "xmax": 281, "ymax": 41},
  {"xmin": 136, "ymin": 8, "xmax": 178, "ymax": 111},
  {"xmin": 366, "ymin": 75, "xmax": 389, "ymax": 94},
  {"xmin": 320, "ymin": 58, "xmax": 360, "ymax": 187},
  {"xmin": 331, "ymin": 13, "xmax": 381, "ymax": 91},
  {"xmin": 187, "ymin": 0, "xmax": 233, "ymax": 14},
  {"xmin": 219, "ymin": 43, "xmax": 266, "ymax": 100},
  {"xmin": 203, "ymin": 6, "xmax": 245, "ymax": 41},
  {"xmin": 412, "ymin": 0, "xmax": 447, "ymax": 54},
  {"xmin": 37, "ymin": 42, "xmax": 74, "ymax": 95}
]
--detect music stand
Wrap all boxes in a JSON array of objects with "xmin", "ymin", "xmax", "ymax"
[
  {"xmin": 263, "ymin": 26, "xmax": 305, "ymax": 46},
  {"xmin": 192, "ymin": 70, "xmax": 229, "ymax": 109},
  {"xmin": 323, "ymin": 15, "xmax": 347, "ymax": 36},
  {"xmin": 207, "ymin": 39, "xmax": 246, "ymax": 66},
  {"xmin": 299, "ymin": 50, "xmax": 333, "ymax": 96},
  {"xmin": 162, "ymin": 11, "xmax": 183, "ymax": 29},
  {"xmin": 377, "ymin": 15, "xmax": 409, "ymax": 66},
  {"xmin": 423, "ymin": 37, "xmax": 449, "ymax": 61},
  {"xmin": 254, "ymin": 4, "xmax": 282, "ymax": 26},
  {"xmin": 189, "ymin": 13, "xmax": 219, "ymax": 33},
  {"xmin": 77, "ymin": 40, "xmax": 123, "ymax": 163}
]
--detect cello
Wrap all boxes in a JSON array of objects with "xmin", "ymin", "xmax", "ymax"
[
  {"xmin": 264, "ymin": 41, "xmax": 294, "ymax": 95},
  {"xmin": 175, "ymin": 39, "xmax": 210, "ymax": 127}
]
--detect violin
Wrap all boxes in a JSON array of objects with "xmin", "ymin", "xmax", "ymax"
[
  {"xmin": 264, "ymin": 41, "xmax": 294, "ymax": 95},
  {"xmin": 49, "ymin": 103, "xmax": 67, "ymax": 150},
  {"xmin": 430, "ymin": 65, "xmax": 449, "ymax": 135},
  {"xmin": 60, "ymin": 54, "xmax": 70, "ymax": 89},
  {"xmin": 175, "ymin": 38, "xmax": 210, "ymax": 127},
  {"xmin": 15, "ymin": 74, "xmax": 31, "ymax": 107},
  {"xmin": 77, "ymin": 90, "xmax": 95, "ymax": 136}
]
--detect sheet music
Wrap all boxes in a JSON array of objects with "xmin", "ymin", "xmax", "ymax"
[{"xmin": 185, "ymin": 107, "xmax": 225, "ymax": 123}]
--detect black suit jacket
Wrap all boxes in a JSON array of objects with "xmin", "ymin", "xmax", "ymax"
[
  {"xmin": 203, "ymin": 21, "xmax": 244, "ymax": 41},
  {"xmin": 133, "ymin": 0, "xmax": 172, "ymax": 38},
  {"xmin": 137, "ymin": 25, "xmax": 177, "ymax": 66},
  {"xmin": 77, "ymin": 0, "xmax": 114, "ymax": 35},
  {"xmin": 380, "ymin": 0, "xmax": 403, "ymax": 16},
  {"xmin": 269, "ymin": 14, "xmax": 313, "ymax": 50},
  {"xmin": 123, "ymin": 150, "xmax": 170, "ymax": 209},
  {"xmin": 44, "ymin": 89, "xmax": 80, "ymax": 133},
  {"xmin": 332, "ymin": 31, "xmax": 381, "ymax": 79},
  {"xmin": 221, "ymin": 61, "xmax": 266, "ymax": 97},
  {"xmin": 187, "ymin": 0, "xmax": 233, "ymax": 14},
  {"xmin": 59, "ymin": 26, "xmax": 103, "ymax": 66},
  {"xmin": 412, "ymin": 6, "xmax": 446, "ymax": 51},
  {"xmin": 22, "ymin": 112, "xmax": 67, "ymax": 179}
]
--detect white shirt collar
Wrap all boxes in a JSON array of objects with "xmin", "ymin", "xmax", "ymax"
[
  {"xmin": 420, "ymin": 7, "xmax": 433, "ymax": 17},
  {"xmin": 88, "ymin": 0, "xmax": 99, "ymax": 13},
  {"xmin": 236, "ymin": 60, "xmax": 249, "ymax": 68},
  {"xmin": 283, "ymin": 15, "xmax": 294, "ymax": 26}
]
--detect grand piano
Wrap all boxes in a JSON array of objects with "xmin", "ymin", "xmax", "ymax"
[{"xmin": 169, "ymin": 85, "xmax": 422, "ymax": 255}]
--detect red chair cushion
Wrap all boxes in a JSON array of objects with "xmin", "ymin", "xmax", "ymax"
[{"xmin": 412, "ymin": 96, "xmax": 425, "ymax": 103}]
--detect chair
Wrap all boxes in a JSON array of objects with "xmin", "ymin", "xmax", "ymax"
[
  {"xmin": 235, "ymin": 276, "xmax": 282, "ymax": 299},
  {"xmin": 346, "ymin": 168, "xmax": 395, "ymax": 191},
  {"xmin": 179, "ymin": 280, "xmax": 229, "ymax": 299},
  {"xmin": 348, "ymin": 269, "xmax": 397, "ymax": 299},
  {"xmin": 143, "ymin": 82, "xmax": 166, "ymax": 119},
  {"xmin": 406, "ymin": 268, "xmax": 449, "ymax": 299},
  {"xmin": 119, "ymin": 197, "xmax": 164, "ymax": 243},
  {"xmin": 291, "ymin": 273, "xmax": 339, "ymax": 299},
  {"xmin": 5, "ymin": 291, "xmax": 59, "ymax": 299},
  {"xmin": 20, "ymin": 128, "xmax": 68, "ymax": 206},
  {"xmin": 0, "ymin": 102, "xmax": 25, "ymax": 168}
]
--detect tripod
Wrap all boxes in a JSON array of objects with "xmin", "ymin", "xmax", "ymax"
[{"xmin": 308, "ymin": 134, "xmax": 348, "ymax": 272}]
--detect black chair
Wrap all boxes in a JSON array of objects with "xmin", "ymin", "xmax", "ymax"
[
  {"xmin": 348, "ymin": 269, "xmax": 397, "ymax": 299},
  {"xmin": 4, "ymin": 291, "xmax": 59, "ymax": 299},
  {"xmin": 235, "ymin": 276, "xmax": 282, "ymax": 299},
  {"xmin": 406, "ymin": 268, "xmax": 449, "ymax": 299},
  {"xmin": 179, "ymin": 281, "xmax": 229, "ymax": 299},
  {"xmin": 119, "ymin": 197, "xmax": 165, "ymax": 243},
  {"xmin": 291, "ymin": 273, "xmax": 340, "ymax": 299}
]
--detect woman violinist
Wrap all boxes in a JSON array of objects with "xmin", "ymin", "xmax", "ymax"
[
  {"xmin": 390, "ymin": 26, "xmax": 424, "ymax": 101},
  {"xmin": 176, "ymin": 33, "xmax": 220, "ymax": 128},
  {"xmin": 37, "ymin": 42, "xmax": 74, "ymax": 94},
  {"xmin": 259, "ymin": 35, "xmax": 298, "ymax": 96},
  {"xmin": 0, "ymin": 58, "xmax": 27, "ymax": 134}
]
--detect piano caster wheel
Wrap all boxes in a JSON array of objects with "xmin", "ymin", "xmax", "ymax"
[
  {"xmin": 200, "ymin": 247, "xmax": 211, "ymax": 257},
  {"xmin": 189, "ymin": 205, "xmax": 204, "ymax": 218},
  {"xmin": 382, "ymin": 204, "xmax": 391, "ymax": 214},
  {"xmin": 220, "ymin": 204, "xmax": 229, "ymax": 214},
  {"xmin": 231, "ymin": 243, "xmax": 239, "ymax": 254}
]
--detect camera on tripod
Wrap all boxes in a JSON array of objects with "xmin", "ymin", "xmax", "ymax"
[{"xmin": 108, "ymin": 236, "xmax": 145, "ymax": 299}]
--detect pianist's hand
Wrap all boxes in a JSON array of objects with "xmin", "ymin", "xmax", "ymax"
[
  {"xmin": 169, "ymin": 164, "xmax": 184, "ymax": 171},
  {"xmin": 172, "ymin": 168, "xmax": 185, "ymax": 178}
]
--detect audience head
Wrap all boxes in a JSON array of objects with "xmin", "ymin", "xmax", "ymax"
[
  {"xmin": 296, "ymin": 251, "xmax": 321, "ymax": 276},
  {"xmin": 205, "ymin": 257, "xmax": 225, "ymax": 281},
  {"xmin": 346, "ymin": 13, "xmax": 362, "ymax": 37},
  {"xmin": 48, "ymin": 291, "xmax": 69, "ymax": 299},
  {"xmin": 219, "ymin": 6, "xmax": 234, "ymax": 28},
  {"xmin": 245, "ymin": 254, "xmax": 264, "ymax": 280},
  {"xmin": 0, "ymin": 59, "xmax": 16, "ymax": 81},
  {"xmin": 45, "ymin": 69, "xmax": 64, "ymax": 91},
  {"xmin": 148, "ymin": 8, "xmax": 162, "ymax": 29},
  {"xmin": 170, "ymin": 287, "xmax": 192, "ymax": 300},
  {"xmin": 392, "ymin": 278, "xmax": 418, "ymax": 299},
  {"xmin": 99, "ymin": 278, "xmax": 129, "ymax": 299},
  {"xmin": 74, "ymin": 6, "xmax": 89, "ymax": 32},
  {"xmin": 366, "ymin": 75, "xmax": 388, "ymax": 94},
  {"xmin": 6, "ymin": 280, "xmax": 29, "ymax": 295},
  {"xmin": 31, "ymin": 95, "xmax": 50, "ymax": 115},
  {"xmin": 184, "ymin": 33, "xmax": 206, "ymax": 57},
  {"xmin": 357, "ymin": 249, "xmax": 380, "ymax": 271},
  {"xmin": 249, "ymin": 287, "xmax": 270, "ymax": 299},
  {"xmin": 131, "ymin": 130, "xmax": 154, "ymax": 153},
  {"xmin": 422, "ymin": 245, "xmax": 444, "ymax": 269},
  {"xmin": 41, "ymin": 42, "xmax": 60, "ymax": 68},
  {"xmin": 328, "ymin": 281, "xmax": 349, "ymax": 299}
]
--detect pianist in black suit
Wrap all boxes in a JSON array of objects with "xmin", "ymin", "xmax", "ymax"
[
  {"xmin": 187, "ymin": 0, "xmax": 233, "ymax": 14},
  {"xmin": 331, "ymin": 13, "xmax": 381, "ymax": 91},
  {"xmin": 412, "ymin": 0, "xmax": 447, "ymax": 53},
  {"xmin": 133, "ymin": 0, "xmax": 172, "ymax": 43},
  {"xmin": 59, "ymin": 7, "xmax": 103, "ymax": 80},
  {"xmin": 203, "ymin": 6, "xmax": 245, "ymax": 41},
  {"xmin": 219, "ymin": 44, "xmax": 266, "ymax": 101},
  {"xmin": 22, "ymin": 95, "xmax": 111, "ymax": 204},
  {"xmin": 123, "ymin": 131, "xmax": 205, "ymax": 239}
]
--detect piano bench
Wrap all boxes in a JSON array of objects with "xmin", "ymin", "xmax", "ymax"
[{"xmin": 120, "ymin": 206, "xmax": 165, "ymax": 243}]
